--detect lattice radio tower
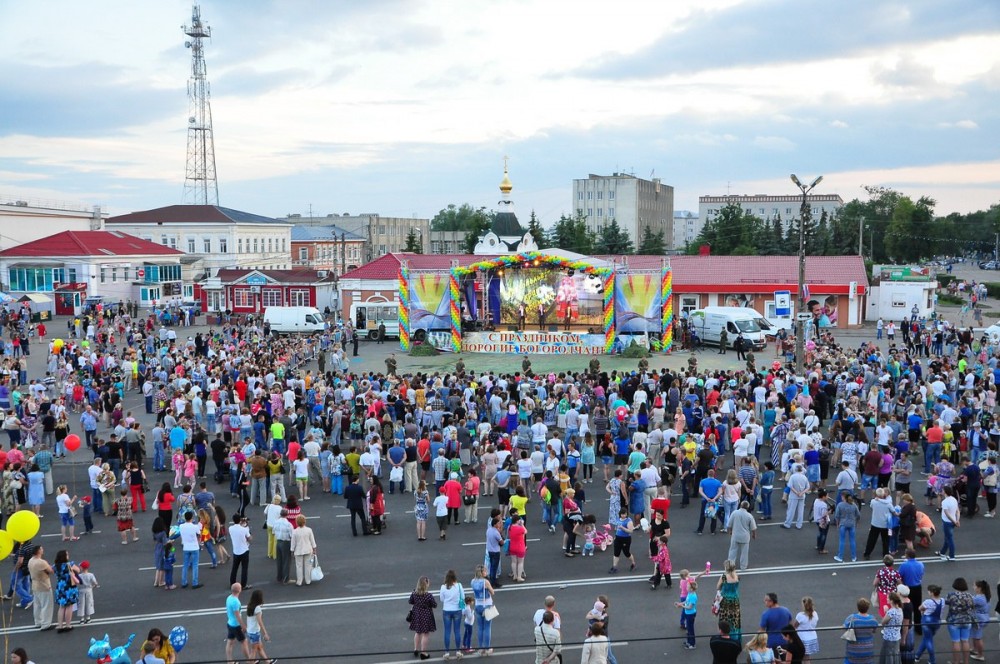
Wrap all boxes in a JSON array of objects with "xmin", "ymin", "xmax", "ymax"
[{"xmin": 182, "ymin": 5, "xmax": 219, "ymax": 205}]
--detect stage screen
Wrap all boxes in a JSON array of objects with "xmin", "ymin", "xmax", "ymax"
[
  {"xmin": 615, "ymin": 272, "xmax": 663, "ymax": 334},
  {"xmin": 409, "ymin": 272, "xmax": 451, "ymax": 331},
  {"xmin": 498, "ymin": 270, "xmax": 603, "ymax": 328}
]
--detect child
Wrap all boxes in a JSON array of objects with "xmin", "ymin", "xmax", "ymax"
[
  {"xmin": 649, "ymin": 535, "xmax": 672, "ymax": 589},
  {"xmin": 675, "ymin": 579, "xmax": 698, "ymax": 649},
  {"xmin": 79, "ymin": 496, "xmax": 94, "ymax": 534},
  {"xmin": 172, "ymin": 450, "xmax": 185, "ymax": 487},
  {"xmin": 76, "ymin": 560, "xmax": 98, "ymax": 624},
  {"xmin": 572, "ymin": 481, "xmax": 587, "ymax": 509},
  {"xmin": 760, "ymin": 462, "xmax": 775, "ymax": 520},
  {"xmin": 461, "ymin": 594, "xmax": 475, "ymax": 653},
  {"xmin": 676, "ymin": 567, "xmax": 708, "ymax": 628},
  {"xmin": 162, "ymin": 541, "xmax": 176, "ymax": 590},
  {"xmin": 184, "ymin": 453, "xmax": 198, "ymax": 485}
]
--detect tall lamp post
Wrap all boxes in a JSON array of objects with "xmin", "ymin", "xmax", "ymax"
[{"xmin": 790, "ymin": 173, "xmax": 823, "ymax": 376}]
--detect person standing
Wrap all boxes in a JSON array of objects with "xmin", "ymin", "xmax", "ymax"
[
  {"xmin": 439, "ymin": 569, "xmax": 465, "ymax": 661},
  {"xmin": 898, "ymin": 549, "xmax": 925, "ymax": 635},
  {"xmin": 607, "ymin": 508, "xmax": 636, "ymax": 574},
  {"xmin": 727, "ymin": 501, "xmax": 757, "ymax": 570},
  {"xmin": 759, "ymin": 593, "xmax": 793, "ymax": 656},
  {"xmin": 812, "ymin": 488, "xmax": 832, "ymax": 554},
  {"xmin": 272, "ymin": 509, "xmax": 293, "ymax": 585},
  {"xmin": 409, "ymin": 576, "xmax": 438, "ymax": 661},
  {"xmin": 833, "ymin": 492, "xmax": 862, "ymax": 563},
  {"xmin": 290, "ymin": 514, "xmax": 317, "ymax": 586},
  {"xmin": 709, "ymin": 620, "xmax": 743, "ymax": 663},
  {"xmin": 862, "ymin": 488, "xmax": 895, "ymax": 560},
  {"xmin": 533, "ymin": 610, "xmax": 562, "ymax": 663},
  {"xmin": 177, "ymin": 511, "xmax": 203, "ymax": 589},
  {"xmin": 937, "ymin": 485, "xmax": 959, "ymax": 561},
  {"xmin": 229, "ymin": 514, "xmax": 252, "ymax": 588},
  {"xmin": 27, "ymin": 546, "xmax": 54, "ymax": 631},
  {"xmin": 343, "ymin": 475, "xmax": 370, "ymax": 536},
  {"xmin": 224, "ymin": 583, "xmax": 252, "ymax": 664},
  {"xmin": 782, "ymin": 465, "xmax": 809, "ymax": 530}
]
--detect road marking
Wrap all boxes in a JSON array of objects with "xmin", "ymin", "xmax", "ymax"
[
  {"xmin": 335, "ymin": 512, "xmax": 391, "ymax": 518},
  {"xmin": 15, "ymin": 551, "xmax": 992, "ymax": 638},
  {"xmin": 461, "ymin": 538, "xmax": 541, "ymax": 547},
  {"xmin": 378, "ymin": 642, "xmax": 629, "ymax": 664},
  {"xmin": 137, "ymin": 561, "xmax": 215, "ymax": 572},
  {"xmin": 41, "ymin": 531, "xmax": 101, "ymax": 538}
]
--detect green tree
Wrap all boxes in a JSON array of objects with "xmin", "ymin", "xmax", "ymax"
[
  {"xmin": 595, "ymin": 218, "xmax": 634, "ymax": 254},
  {"xmin": 403, "ymin": 228, "xmax": 423, "ymax": 253},
  {"xmin": 526, "ymin": 210, "xmax": 547, "ymax": 249},
  {"xmin": 431, "ymin": 203, "xmax": 483, "ymax": 232},
  {"xmin": 462, "ymin": 207, "xmax": 493, "ymax": 253},
  {"xmin": 550, "ymin": 211, "xmax": 596, "ymax": 254},
  {"xmin": 690, "ymin": 202, "xmax": 764, "ymax": 255},
  {"xmin": 637, "ymin": 225, "xmax": 666, "ymax": 255}
]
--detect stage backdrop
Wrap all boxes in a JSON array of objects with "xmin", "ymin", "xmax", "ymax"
[
  {"xmin": 614, "ymin": 271, "xmax": 663, "ymax": 334},
  {"xmin": 408, "ymin": 271, "xmax": 451, "ymax": 332},
  {"xmin": 499, "ymin": 270, "xmax": 604, "ymax": 328}
]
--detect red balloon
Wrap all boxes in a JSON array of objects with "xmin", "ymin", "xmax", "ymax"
[{"xmin": 64, "ymin": 434, "xmax": 81, "ymax": 452}]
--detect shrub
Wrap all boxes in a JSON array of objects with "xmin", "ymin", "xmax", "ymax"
[
  {"xmin": 621, "ymin": 340, "xmax": 651, "ymax": 359},
  {"xmin": 936, "ymin": 274, "xmax": 956, "ymax": 287},
  {"xmin": 409, "ymin": 343, "xmax": 439, "ymax": 357}
]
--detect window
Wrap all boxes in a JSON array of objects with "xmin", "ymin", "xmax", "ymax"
[
  {"xmin": 100, "ymin": 268, "xmax": 106, "ymax": 284},
  {"xmin": 608, "ymin": 207, "xmax": 615, "ymax": 218},
  {"xmin": 233, "ymin": 289, "xmax": 251, "ymax": 308},
  {"xmin": 289, "ymin": 289, "xmax": 310, "ymax": 306},
  {"xmin": 577, "ymin": 191, "xmax": 583, "ymax": 200},
  {"xmin": 891, "ymin": 294, "xmax": 907, "ymax": 308},
  {"xmin": 379, "ymin": 244, "xmax": 386, "ymax": 255},
  {"xmin": 281, "ymin": 239, "xmax": 286, "ymax": 251},
  {"xmin": 587, "ymin": 208, "xmax": 593, "ymax": 216},
  {"xmin": 140, "ymin": 287, "xmax": 160, "ymax": 302},
  {"xmin": 786, "ymin": 208, "xmax": 792, "ymax": 215},
  {"xmin": 261, "ymin": 289, "xmax": 283, "ymax": 307},
  {"xmin": 253, "ymin": 239, "xmax": 259, "ymax": 253},
  {"xmin": 680, "ymin": 295, "xmax": 699, "ymax": 315},
  {"xmin": 299, "ymin": 247, "xmax": 308, "ymax": 260},
  {"xmin": 203, "ymin": 238, "xmax": 212, "ymax": 253},
  {"xmin": 122, "ymin": 267, "xmax": 130, "ymax": 281},
  {"xmin": 609, "ymin": 191, "xmax": 615, "ymax": 200},
  {"xmin": 238, "ymin": 239, "xmax": 243, "ymax": 253},
  {"xmin": 187, "ymin": 238, "xmax": 196, "ymax": 253},
  {"xmin": 597, "ymin": 208, "xmax": 603, "ymax": 217},
  {"xmin": 183, "ymin": 285, "xmax": 194, "ymax": 299},
  {"xmin": 587, "ymin": 191, "xmax": 592, "ymax": 200},
  {"xmin": 268, "ymin": 238, "xmax": 273, "ymax": 253},
  {"xmin": 161, "ymin": 235, "xmax": 169, "ymax": 246},
  {"xmin": 220, "ymin": 238, "xmax": 228, "ymax": 253},
  {"xmin": 597, "ymin": 191, "xmax": 603, "ymax": 200},
  {"xmin": 378, "ymin": 225, "xmax": 386, "ymax": 234}
]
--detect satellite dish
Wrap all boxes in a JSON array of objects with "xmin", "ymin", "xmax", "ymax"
[
  {"xmin": 184, "ymin": 41, "xmax": 192, "ymax": 48},
  {"xmin": 189, "ymin": 117, "xmax": 196, "ymax": 124}
]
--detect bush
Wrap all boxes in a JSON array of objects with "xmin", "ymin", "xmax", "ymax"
[
  {"xmin": 409, "ymin": 342, "xmax": 439, "ymax": 357},
  {"xmin": 937, "ymin": 293, "xmax": 963, "ymax": 305},
  {"xmin": 984, "ymin": 282, "xmax": 1000, "ymax": 298},
  {"xmin": 621, "ymin": 340, "xmax": 651, "ymax": 359},
  {"xmin": 936, "ymin": 274, "xmax": 956, "ymax": 287}
]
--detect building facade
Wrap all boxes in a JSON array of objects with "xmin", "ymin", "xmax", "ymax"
[
  {"xmin": 107, "ymin": 205, "xmax": 293, "ymax": 277},
  {"xmin": 285, "ymin": 212, "xmax": 430, "ymax": 259},
  {"xmin": 671, "ymin": 211, "xmax": 701, "ymax": 251},
  {"xmin": 572, "ymin": 173, "xmax": 674, "ymax": 248},
  {"xmin": 0, "ymin": 199, "xmax": 106, "ymax": 252},
  {"xmin": 290, "ymin": 225, "xmax": 365, "ymax": 273},
  {"xmin": 203, "ymin": 268, "xmax": 338, "ymax": 315},
  {"xmin": 698, "ymin": 193, "xmax": 845, "ymax": 227},
  {"xmin": 0, "ymin": 231, "xmax": 186, "ymax": 315}
]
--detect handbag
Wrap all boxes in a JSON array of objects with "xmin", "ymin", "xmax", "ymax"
[
  {"xmin": 310, "ymin": 556, "xmax": 324, "ymax": 582},
  {"xmin": 840, "ymin": 617, "xmax": 857, "ymax": 642},
  {"xmin": 483, "ymin": 605, "xmax": 499, "ymax": 621},
  {"xmin": 406, "ymin": 609, "xmax": 413, "ymax": 623},
  {"xmin": 463, "ymin": 494, "xmax": 477, "ymax": 506},
  {"xmin": 389, "ymin": 466, "xmax": 403, "ymax": 483},
  {"xmin": 152, "ymin": 497, "xmax": 159, "ymax": 510}
]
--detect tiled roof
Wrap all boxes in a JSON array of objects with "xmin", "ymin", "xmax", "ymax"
[
  {"xmin": 290, "ymin": 225, "xmax": 365, "ymax": 242},
  {"xmin": 215, "ymin": 268, "xmax": 336, "ymax": 284},
  {"xmin": 0, "ymin": 231, "xmax": 184, "ymax": 257},
  {"xmin": 340, "ymin": 253, "xmax": 868, "ymax": 287},
  {"xmin": 108, "ymin": 205, "xmax": 288, "ymax": 225}
]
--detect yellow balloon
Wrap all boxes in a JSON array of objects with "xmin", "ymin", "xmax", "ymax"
[
  {"xmin": 6, "ymin": 511, "xmax": 40, "ymax": 542},
  {"xmin": 0, "ymin": 530, "xmax": 12, "ymax": 559}
]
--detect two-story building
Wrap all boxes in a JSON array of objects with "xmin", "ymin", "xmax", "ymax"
[{"xmin": 290, "ymin": 225, "xmax": 365, "ymax": 274}]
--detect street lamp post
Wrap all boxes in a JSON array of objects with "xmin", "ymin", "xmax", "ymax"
[{"xmin": 790, "ymin": 173, "xmax": 823, "ymax": 376}]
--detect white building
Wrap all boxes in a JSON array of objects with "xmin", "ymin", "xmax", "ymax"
[
  {"xmin": 107, "ymin": 205, "xmax": 293, "ymax": 277},
  {"xmin": 671, "ymin": 210, "xmax": 701, "ymax": 250},
  {"xmin": 867, "ymin": 265, "xmax": 937, "ymax": 322},
  {"xmin": 698, "ymin": 193, "xmax": 845, "ymax": 228},
  {"xmin": 0, "ymin": 198, "xmax": 106, "ymax": 252},
  {"xmin": 572, "ymin": 173, "xmax": 674, "ymax": 247},
  {"xmin": 0, "ymin": 230, "xmax": 186, "ymax": 316}
]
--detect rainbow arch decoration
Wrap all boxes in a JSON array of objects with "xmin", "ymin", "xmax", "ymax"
[{"xmin": 398, "ymin": 262, "xmax": 410, "ymax": 351}]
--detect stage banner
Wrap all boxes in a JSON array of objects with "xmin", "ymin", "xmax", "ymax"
[
  {"xmin": 459, "ymin": 331, "xmax": 613, "ymax": 355},
  {"xmin": 614, "ymin": 271, "xmax": 663, "ymax": 334},
  {"xmin": 408, "ymin": 271, "xmax": 452, "ymax": 333}
]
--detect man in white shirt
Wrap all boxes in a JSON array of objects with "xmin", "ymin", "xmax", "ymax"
[
  {"xmin": 531, "ymin": 418, "xmax": 548, "ymax": 446},
  {"xmin": 938, "ymin": 485, "xmax": 960, "ymax": 561},
  {"xmin": 533, "ymin": 595, "xmax": 561, "ymax": 629},
  {"xmin": 178, "ymin": 511, "xmax": 203, "ymax": 589},
  {"xmin": 639, "ymin": 461, "xmax": 660, "ymax": 521},
  {"xmin": 87, "ymin": 458, "xmax": 104, "ymax": 513},
  {"xmin": 228, "ymin": 514, "xmax": 252, "ymax": 587}
]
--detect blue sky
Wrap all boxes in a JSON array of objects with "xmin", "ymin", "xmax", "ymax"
[{"xmin": 1, "ymin": 0, "xmax": 998, "ymax": 226}]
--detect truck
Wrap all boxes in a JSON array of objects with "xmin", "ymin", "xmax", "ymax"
[
  {"xmin": 263, "ymin": 306, "xmax": 325, "ymax": 335},
  {"xmin": 688, "ymin": 306, "xmax": 767, "ymax": 350}
]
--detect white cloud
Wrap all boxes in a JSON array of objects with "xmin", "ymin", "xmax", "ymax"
[
  {"xmin": 830, "ymin": 120, "xmax": 849, "ymax": 129},
  {"xmin": 752, "ymin": 136, "xmax": 796, "ymax": 151},
  {"xmin": 937, "ymin": 120, "xmax": 979, "ymax": 129}
]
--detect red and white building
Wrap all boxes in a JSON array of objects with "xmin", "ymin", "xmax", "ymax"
[
  {"xmin": 290, "ymin": 224, "xmax": 366, "ymax": 273},
  {"xmin": 201, "ymin": 268, "xmax": 338, "ymax": 315},
  {"xmin": 0, "ymin": 230, "xmax": 186, "ymax": 316}
]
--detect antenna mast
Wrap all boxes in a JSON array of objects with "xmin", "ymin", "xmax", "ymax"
[{"xmin": 182, "ymin": 5, "xmax": 219, "ymax": 205}]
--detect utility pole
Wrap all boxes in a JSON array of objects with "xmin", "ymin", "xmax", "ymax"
[
  {"xmin": 858, "ymin": 216, "xmax": 865, "ymax": 257},
  {"xmin": 790, "ymin": 174, "xmax": 824, "ymax": 377}
]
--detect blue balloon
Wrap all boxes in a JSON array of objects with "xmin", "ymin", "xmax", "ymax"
[{"xmin": 169, "ymin": 625, "xmax": 189, "ymax": 653}]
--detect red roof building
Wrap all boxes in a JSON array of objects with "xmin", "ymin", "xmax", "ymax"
[
  {"xmin": 199, "ymin": 268, "xmax": 338, "ymax": 315},
  {"xmin": 0, "ymin": 231, "xmax": 186, "ymax": 316}
]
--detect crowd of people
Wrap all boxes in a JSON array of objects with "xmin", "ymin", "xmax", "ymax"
[{"xmin": 0, "ymin": 301, "xmax": 999, "ymax": 662}]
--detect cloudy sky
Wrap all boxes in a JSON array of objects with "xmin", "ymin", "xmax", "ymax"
[{"xmin": 1, "ymin": 0, "xmax": 998, "ymax": 229}]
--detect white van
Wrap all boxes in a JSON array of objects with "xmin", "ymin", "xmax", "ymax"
[
  {"xmin": 689, "ymin": 306, "xmax": 767, "ymax": 350},
  {"xmin": 263, "ymin": 306, "xmax": 325, "ymax": 335}
]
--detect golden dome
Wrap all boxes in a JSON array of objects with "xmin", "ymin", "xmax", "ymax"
[{"xmin": 499, "ymin": 168, "xmax": 513, "ymax": 194}]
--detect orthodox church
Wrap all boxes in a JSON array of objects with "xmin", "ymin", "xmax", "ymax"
[{"xmin": 473, "ymin": 162, "xmax": 539, "ymax": 255}]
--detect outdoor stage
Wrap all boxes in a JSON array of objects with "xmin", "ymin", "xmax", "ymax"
[{"xmin": 398, "ymin": 250, "xmax": 673, "ymax": 355}]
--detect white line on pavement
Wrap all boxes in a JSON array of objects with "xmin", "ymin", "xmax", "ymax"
[
  {"xmin": 9, "ymin": 551, "xmax": 996, "ymax": 637},
  {"xmin": 461, "ymin": 538, "xmax": 541, "ymax": 547},
  {"xmin": 378, "ymin": 642, "xmax": 629, "ymax": 664}
]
